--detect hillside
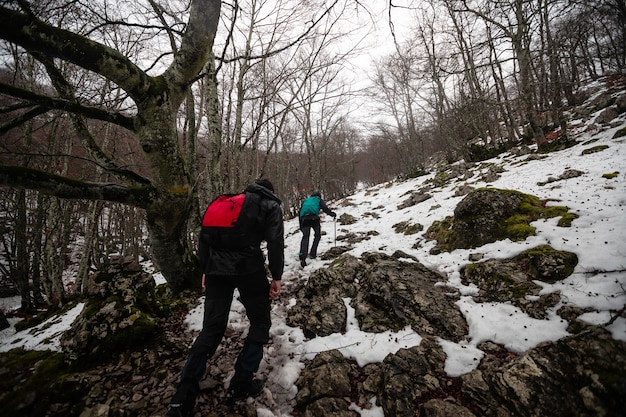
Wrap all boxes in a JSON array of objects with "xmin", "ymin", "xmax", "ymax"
[{"xmin": 0, "ymin": 77, "xmax": 625, "ymax": 417}]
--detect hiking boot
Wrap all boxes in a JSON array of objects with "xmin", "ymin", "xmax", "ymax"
[
  {"xmin": 225, "ymin": 378, "xmax": 264, "ymax": 404},
  {"xmin": 166, "ymin": 385, "xmax": 196, "ymax": 417},
  {"xmin": 300, "ymin": 258, "xmax": 306, "ymax": 267},
  {"xmin": 165, "ymin": 403, "xmax": 188, "ymax": 417}
]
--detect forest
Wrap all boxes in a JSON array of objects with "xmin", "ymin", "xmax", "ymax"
[{"xmin": 0, "ymin": 0, "xmax": 624, "ymax": 308}]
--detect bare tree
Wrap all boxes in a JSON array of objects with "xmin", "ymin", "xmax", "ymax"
[
  {"xmin": 0, "ymin": 0, "xmax": 220, "ymax": 291},
  {"xmin": 370, "ymin": 46, "xmax": 431, "ymax": 173}
]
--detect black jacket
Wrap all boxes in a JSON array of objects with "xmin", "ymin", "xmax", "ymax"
[{"xmin": 199, "ymin": 183, "xmax": 284, "ymax": 280}]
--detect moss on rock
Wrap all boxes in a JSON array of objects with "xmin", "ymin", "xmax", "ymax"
[
  {"xmin": 0, "ymin": 348, "xmax": 85, "ymax": 416},
  {"xmin": 393, "ymin": 220, "xmax": 424, "ymax": 235},
  {"xmin": 581, "ymin": 144, "xmax": 609, "ymax": 155},
  {"xmin": 426, "ymin": 188, "xmax": 578, "ymax": 253}
]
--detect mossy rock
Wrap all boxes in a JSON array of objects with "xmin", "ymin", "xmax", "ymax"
[
  {"xmin": 463, "ymin": 262, "xmax": 531, "ymax": 300},
  {"xmin": 0, "ymin": 349, "xmax": 86, "ymax": 417},
  {"xmin": 612, "ymin": 126, "xmax": 626, "ymax": 139},
  {"xmin": 451, "ymin": 188, "xmax": 539, "ymax": 249},
  {"xmin": 424, "ymin": 216, "xmax": 455, "ymax": 253},
  {"xmin": 426, "ymin": 188, "xmax": 577, "ymax": 252},
  {"xmin": 581, "ymin": 144, "xmax": 609, "ymax": 155},
  {"xmin": 393, "ymin": 220, "xmax": 424, "ymax": 235},
  {"xmin": 462, "ymin": 244, "xmax": 577, "ymax": 317},
  {"xmin": 537, "ymin": 136, "xmax": 578, "ymax": 154},
  {"xmin": 602, "ymin": 171, "xmax": 619, "ymax": 179},
  {"xmin": 60, "ymin": 258, "xmax": 170, "ymax": 362},
  {"xmin": 515, "ymin": 244, "xmax": 578, "ymax": 283}
]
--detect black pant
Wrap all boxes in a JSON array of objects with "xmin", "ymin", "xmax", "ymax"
[
  {"xmin": 299, "ymin": 216, "xmax": 321, "ymax": 259},
  {"xmin": 171, "ymin": 270, "xmax": 270, "ymax": 407}
]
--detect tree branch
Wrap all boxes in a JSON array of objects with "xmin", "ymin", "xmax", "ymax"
[
  {"xmin": 0, "ymin": 82, "xmax": 136, "ymax": 131},
  {"xmin": 0, "ymin": 105, "xmax": 48, "ymax": 135},
  {"xmin": 0, "ymin": 5, "xmax": 154, "ymax": 103},
  {"xmin": 190, "ymin": 0, "xmax": 342, "ymax": 85},
  {"xmin": 33, "ymin": 51, "xmax": 151, "ymax": 186},
  {"xmin": 0, "ymin": 165, "xmax": 155, "ymax": 208},
  {"xmin": 163, "ymin": 0, "xmax": 221, "ymax": 104}
]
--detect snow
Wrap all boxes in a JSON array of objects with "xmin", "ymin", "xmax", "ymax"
[
  {"xmin": 1, "ymin": 106, "xmax": 625, "ymax": 415},
  {"xmin": 0, "ymin": 302, "xmax": 85, "ymax": 353}
]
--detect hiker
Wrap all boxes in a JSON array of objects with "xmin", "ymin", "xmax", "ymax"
[
  {"xmin": 298, "ymin": 191, "xmax": 336, "ymax": 267},
  {"xmin": 166, "ymin": 179, "xmax": 284, "ymax": 416}
]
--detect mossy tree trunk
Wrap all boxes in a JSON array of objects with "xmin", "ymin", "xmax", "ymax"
[{"xmin": 0, "ymin": 0, "xmax": 222, "ymax": 291}]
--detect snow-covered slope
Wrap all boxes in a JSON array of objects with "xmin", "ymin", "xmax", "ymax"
[{"xmin": 1, "ymin": 84, "xmax": 625, "ymax": 417}]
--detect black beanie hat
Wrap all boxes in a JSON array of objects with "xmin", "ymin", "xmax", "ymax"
[{"xmin": 256, "ymin": 178, "xmax": 274, "ymax": 192}]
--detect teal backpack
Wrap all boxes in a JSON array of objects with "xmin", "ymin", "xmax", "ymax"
[{"xmin": 300, "ymin": 196, "xmax": 320, "ymax": 218}]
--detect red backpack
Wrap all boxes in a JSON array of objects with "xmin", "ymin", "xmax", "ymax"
[{"xmin": 201, "ymin": 192, "xmax": 261, "ymax": 248}]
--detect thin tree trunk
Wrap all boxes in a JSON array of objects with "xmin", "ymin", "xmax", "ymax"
[
  {"xmin": 75, "ymin": 200, "xmax": 103, "ymax": 294},
  {"xmin": 204, "ymin": 53, "xmax": 224, "ymax": 200},
  {"xmin": 15, "ymin": 189, "xmax": 33, "ymax": 312}
]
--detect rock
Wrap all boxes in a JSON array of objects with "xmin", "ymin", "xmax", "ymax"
[
  {"xmin": 514, "ymin": 244, "xmax": 578, "ymax": 283},
  {"xmin": 537, "ymin": 168, "xmax": 584, "ymax": 185},
  {"xmin": 466, "ymin": 328, "xmax": 626, "ymax": 417},
  {"xmin": 0, "ymin": 311, "xmax": 9, "ymax": 331},
  {"xmin": 462, "ymin": 245, "xmax": 577, "ymax": 318},
  {"xmin": 321, "ymin": 245, "xmax": 352, "ymax": 260},
  {"xmin": 354, "ymin": 252, "xmax": 467, "ymax": 341},
  {"xmin": 452, "ymin": 188, "xmax": 527, "ymax": 249},
  {"xmin": 287, "ymin": 252, "xmax": 467, "ymax": 342},
  {"xmin": 379, "ymin": 337, "xmax": 447, "ymax": 417},
  {"xmin": 286, "ymin": 261, "xmax": 357, "ymax": 337},
  {"xmin": 397, "ymin": 191, "xmax": 432, "ymax": 209},
  {"xmin": 60, "ymin": 256, "xmax": 160, "ymax": 360},
  {"xmin": 296, "ymin": 350, "xmax": 353, "ymax": 404},
  {"xmin": 302, "ymin": 397, "xmax": 358, "ymax": 417},
  {"xmin": 420, "ymin": 399, "xmax": 477, "ymax": 417},
  {"xmin": 427, "ymin": 188, "xmax": 576, "ymax": 253},
  {"xmin": 338, "ymin": 213, "xmax": 357, "ymax": 225},
  {"xmin": 455, "ymin": 184, "xmax": 475, "ymax": 196},
  {"xmin": 295, "ymin": 350, "xmax": 361, "ymax": 416}
]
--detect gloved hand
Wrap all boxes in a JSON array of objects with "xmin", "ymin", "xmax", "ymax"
[{"xmin": 331, "ymin": 212, "xmax": 337, "ymax": 218}]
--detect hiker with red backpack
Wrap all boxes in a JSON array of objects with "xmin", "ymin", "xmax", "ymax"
[
  {"xmin": 298, "ymin": 191, "xmax": 336, "ymax": 267},
  {"xmin": 166, "ymin": 179, "xmax": 284, "ymax": 416}
]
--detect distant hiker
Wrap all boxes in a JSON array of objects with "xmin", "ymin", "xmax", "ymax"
[
  {"xmin": 298, "ymin": 191, "xmax": 336, "ymax": 267},
  {"xmin": 166, "ymin": 179, "xmax": 284, "ymax": 416}
]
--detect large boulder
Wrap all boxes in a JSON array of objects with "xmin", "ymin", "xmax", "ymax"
[
  {"xmin": 60, "ymin": 256, "xmax": 161, "ymax": 360},
  {"xmin": 426, "ymin": 188, "xmax": 576, "ymax": 253},
  {"xmin": 295, "ymin": 349, "xmax": 356, "ymax": 416},
  {"xmin": 462, "ymin": 245, "xmax": 578, "ymax": 318},
  {"xmin": 286, "ymin": 255, "xmax": 364, "ymax": 337},
  {"xmin": 353, "ymin": 252, "xmax": 467, "ymax": 342},
  {"xmin": 287, "ymin": 252, "xmax": 467, "ymax": 342},
  {"xmin": 453, "ymin": 188, "xmax": 530, "ymax": 248},
  {"xmin": 378, "ymin": 337, "xmax": 448, "ymax": 417},
  {"xmin": 461, "ymin": 327, "xmax": 626, "ymax": 417}
]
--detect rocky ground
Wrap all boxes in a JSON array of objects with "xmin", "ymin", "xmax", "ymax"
[{"xmin": 1, "ymin": 256, "xmax": 301, "ymax": 417}]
